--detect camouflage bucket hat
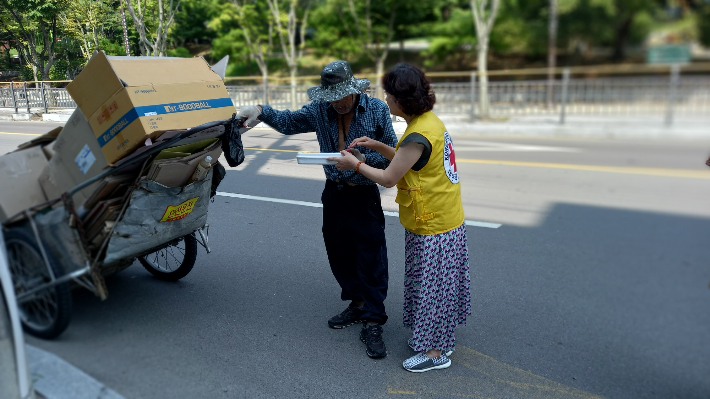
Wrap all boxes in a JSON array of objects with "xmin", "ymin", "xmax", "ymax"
[{"xmin": 307, "ymin": 60, "xmax": 370, "ymax": 102}]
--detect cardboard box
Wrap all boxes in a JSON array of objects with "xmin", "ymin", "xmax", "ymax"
[
  {"xmin": 39, "ymin": 108, "xmax": 109, "ymax": 208},
  {"xmin": 67, "ymin": 52, "xmax": 235, "ymax": 163},
  {"xmin": 0, "ymin": 147, "xmax": 49, "ymax": 223}
]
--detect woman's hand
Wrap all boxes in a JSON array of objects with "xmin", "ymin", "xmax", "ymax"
[
  {"xmin": 349, "ymin": 137, "xmax": 380, "ymax": 150},
  {"xmin": 350, "ymin": 136, "xmax": 395, "ymax": 161},
  {"xmin": 328, "ymin": 151, "xmax": 361, "ymax": 171}
]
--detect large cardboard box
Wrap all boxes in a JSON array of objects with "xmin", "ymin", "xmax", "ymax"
[
  {"xmin": 39, "ymin": 108, "xmax": 109, "ymax": 209},
  {"xmin": 0, "ymin": 147, "xmax": 49, "ymax": 223},
  {"xmin": 67, "ymin": 52, "xmax": 234, "ymax": 163}
]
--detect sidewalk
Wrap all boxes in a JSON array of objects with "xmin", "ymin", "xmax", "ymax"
[
  {"xmin": 428, "ymin": 113, "xmax": 710, "ymax": 139},
  {"xmin": 0, "ymin": 107, "xmax": 74, "ymax": 122},
  {"xmin": 26, "ymin": 345, "xmax": 124, "ymax": 399},
  {"xmin": 390, "ymin": 114, "xmax": 709, "ymax": 139},
  {"xmin": 2, "ymin": 107, "xmax": 707, "ymax": 139}
]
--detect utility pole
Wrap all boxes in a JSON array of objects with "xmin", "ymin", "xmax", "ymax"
[
  {"xmin": 121, "ymin": 6, "xmax": 131, "ymax": 56},
  {"xmin": 547, "ymin": 0, "xmax": 558, "ymax": 109}
]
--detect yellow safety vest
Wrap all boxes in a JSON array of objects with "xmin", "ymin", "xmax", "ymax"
[{"xmin": 394, "ymin": 111, "xmax": 464, "ymax": 235}]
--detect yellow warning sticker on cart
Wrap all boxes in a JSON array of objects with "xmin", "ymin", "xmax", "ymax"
[{"xmin": 160, "ymin": 197, "xmax": 199, "ymax": 222}]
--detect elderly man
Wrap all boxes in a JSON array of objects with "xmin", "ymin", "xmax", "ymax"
[{"xmin": 237, "ymin": 61, "xmax": 397, "ymax": 359}]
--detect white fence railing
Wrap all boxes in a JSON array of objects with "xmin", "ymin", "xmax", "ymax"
[{"xmin": 2, "ymin": 72, "xmax": 709, "ymax": 125}]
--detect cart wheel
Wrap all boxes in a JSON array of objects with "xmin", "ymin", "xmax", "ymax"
[
  {"xmin": 139, "ymin": 234, "xmax": 197, "ymax": 281},
  {"xmin": 5, "ymin": 228, "xmax": 72, "ymax": 340}
]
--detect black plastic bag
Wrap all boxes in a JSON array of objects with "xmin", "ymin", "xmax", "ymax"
[
  {"xmin": 210, "ymin": 161, "xmax": 226, "ymax": 198},
  {"xmin": 221, "ymin": 114, "xmax": 246, "ymax": 167}
]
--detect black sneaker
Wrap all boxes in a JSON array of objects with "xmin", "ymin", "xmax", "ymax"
[
  {"xmin": 360, "ymin": 323, "xmax": 387, "ymax": 359},
  {"xmin": 328, "ymin": 304, "xmax": 365, "ymax": 329}
]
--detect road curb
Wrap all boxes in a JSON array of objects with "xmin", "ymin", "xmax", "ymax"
[
  {"xmin": 25, "ymin": 345, "xmax": 125, "ymax": 399},
  {"xmin": 42, "ymin": 113, "xmax": 71, "ymax": 122},
  {"xmin": 12, "ymin": 113, "xmax": 32, "ymax": 121}
]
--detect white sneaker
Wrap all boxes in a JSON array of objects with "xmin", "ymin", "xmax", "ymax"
[{"xmin": 403, "ymin": 352, "xmax": 451, "ymax": 373}]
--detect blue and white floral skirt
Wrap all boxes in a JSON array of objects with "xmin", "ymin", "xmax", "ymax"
[{"xmin": 403, "ymin": 223, "xmax": 471, "ymax": 353}]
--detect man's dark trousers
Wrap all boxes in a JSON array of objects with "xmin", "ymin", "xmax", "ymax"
[{"xmin": 321, "ymin": 179, "xmax": 389, "ymax": 324}]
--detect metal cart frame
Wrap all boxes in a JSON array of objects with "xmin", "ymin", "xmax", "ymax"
[{"xmin": 3, "ymin": 117, "xmax": 240, "ymax": 339}]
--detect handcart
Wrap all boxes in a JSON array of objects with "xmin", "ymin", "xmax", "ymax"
[{"xmin": 2, "ymin": 116, "xmax": 247, "ymax": 339}]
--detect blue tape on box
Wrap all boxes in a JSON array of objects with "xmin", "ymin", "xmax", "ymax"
[{"xmin": 97, "ymin": 97, "xmax": 233, "ymax": 148}]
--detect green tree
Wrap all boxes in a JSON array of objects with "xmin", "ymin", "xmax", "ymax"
[
  {"xmin": 698, "ymin": 3, "xmax": 710, "ymax": 47},
  {"xmin": 0, "ymin": 0, "xmax": 69, "ymax": 81},
  {"xmin": 59, "ymin": 0, "xmax": 119, "ymax": 59},
  {"xmin": 309, "ymin": 0, "xmax": 402, "ymax": 98},
  {"xmin": 420, "ymin": 7, "xmax": 476, "ymax": 70},
  {"xmin": 124, "ymin": 0, "xmax": 181, "ymax": 56},
  {"xmin": 556, "ymin": 0, "xmax": 662, "ymax": 61},
  {"xmin": 171, "ymin": 0, "xmax": 220, "ymax": 48},
  {"xmin": 209, "ymin": 0, "xmax": 273, "ymax": 102},
  {"xmin": 266, "ymin": 0, "xmax": 311, "ymax": 108}
]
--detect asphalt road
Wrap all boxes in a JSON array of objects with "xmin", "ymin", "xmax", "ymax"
[{"xmin": 2, "ymin": 121, "xmax": 710, "ymax": 399}]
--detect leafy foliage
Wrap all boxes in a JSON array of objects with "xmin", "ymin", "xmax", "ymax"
[{"xmin": 0, "ymin": 0, "xmax": 700, "ymax": 82}]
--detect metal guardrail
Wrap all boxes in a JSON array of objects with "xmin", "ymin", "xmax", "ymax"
[
  {"xmin": 0, "ymin": 83, "xmax": 77, "ymax": 112},
  {"xmin": 3, "ymin": 70, "xmax": 709, "ymax": 125},
  {"xmin": 225, "ymin": 73, "xmax": 710, "ymax": 125},
  {"xmin": 432, "ymin": 75, "xmax": 710, "ymax": 117}
]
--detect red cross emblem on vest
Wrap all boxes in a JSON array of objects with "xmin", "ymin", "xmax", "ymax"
[{"xmin": 448, "ymin": 142, "xmax": 457, "ymax": 172}]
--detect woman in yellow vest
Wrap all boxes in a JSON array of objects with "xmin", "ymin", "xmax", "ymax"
[{"xmin": 330, "ymin": 63, "xmax": 471, "ymax": 373}]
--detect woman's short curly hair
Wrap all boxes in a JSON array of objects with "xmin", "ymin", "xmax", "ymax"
[{"xmin": 382, "ymin": 63, "xmax": 436, "ymax": 116}]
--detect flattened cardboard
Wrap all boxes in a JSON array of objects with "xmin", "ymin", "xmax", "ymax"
[
  {"xmin": 67, "ymin": 52, "xmax": 234, "ymax": 163},
  {"xmin": 16, "ymin": 126, "xmax": 62, "ymax": 151},
  {"xmin": 39, "ymin": 108, "xmax": 109, "ymax": 208},
  {"xmin": 0, "ymin": 147, "xmax": 49, "ymax": 223}
]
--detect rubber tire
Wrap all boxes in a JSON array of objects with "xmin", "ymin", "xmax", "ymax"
[
  {"xmin": 4, "ymin": 227, "xmax": 72, "ymax": 340},
  {"xmin": 138, "ymin": 234, "xmax": 197, "ymax": 281}
]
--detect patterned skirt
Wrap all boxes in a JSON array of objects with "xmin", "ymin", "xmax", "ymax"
[{"xmin": 403, "ymin": 223, "xmax": 471, "ymax": 353}]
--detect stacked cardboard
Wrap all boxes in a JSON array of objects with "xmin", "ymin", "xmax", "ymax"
[
  {"xmin": 1, "ymin": 51, "xmax": 234, "ymax": 250},
  {"xmin": 66, "ymin": 52, "xmax": 234, "ymax": 164}
]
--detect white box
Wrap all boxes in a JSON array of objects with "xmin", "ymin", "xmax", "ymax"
[{"xmin": 296, "ymin": 152, "xmax": 343, "ymax": 165}]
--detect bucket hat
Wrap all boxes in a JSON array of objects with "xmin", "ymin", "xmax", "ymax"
[{"xmin": 307, "ymin": 60, "xmax": 370, "ymax": 102}]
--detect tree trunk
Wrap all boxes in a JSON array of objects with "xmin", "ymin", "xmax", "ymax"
[
  {"xmin": 547, "ymin": 0, "xmax": 557, "ymax": 108},
  {"xmin": 477, "ymin": 42, "xmax": 490, "ymax": 118},
  {"xmin": 612, "ymin": 16, "xmax": 633, "ymax": 61},
  {"xmin": 376, "ymin": 57, "xmax": 385, "ymax": 100},
  {"xmin": 470, "ymin": 0, "xmax": 501, "ymax": 120},
  {"xmin": 42, "ymin": 61, "xmax": 52, "ymax": 81},
  {"xmin": 399, "ymin": 39, "xmax": 404, "ymax": 62},
  {"xmin": 121, "ymin": 6, "xmax": 131, "ymax": 56},
  {"xmin": 262, "ymin": 68, "xmax": 269, "ymax": 105},
  {"xmin": 290, "ymin": 67, "xmax": 297, "ymax": 110}
]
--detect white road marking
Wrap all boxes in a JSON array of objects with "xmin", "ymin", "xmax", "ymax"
[
  {"xmin": 215, "ymin": 191, "xmax": 502, "ymax": 229},
  {"xmin": 216, "ymin": 192, "xmax": 322, "ymax": 208}
]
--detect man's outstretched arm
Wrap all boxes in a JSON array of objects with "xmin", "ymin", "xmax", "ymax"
[{"xmin": 238, "ymin": 104, "xmax": 317, "ymax": 135}]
